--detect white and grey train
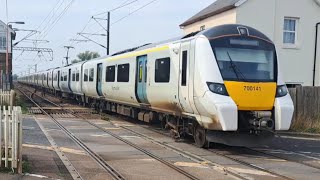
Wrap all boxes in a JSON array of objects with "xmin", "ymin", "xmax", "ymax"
[{"xmin": 19, "ymin": 24, "xmax": 294, "ymax": 147}]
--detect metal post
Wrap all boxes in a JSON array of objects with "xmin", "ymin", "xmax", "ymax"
[
  {"xmin": 313, "ymin": 22, "xmax": 320, "ymax": 86},
  {"xmin": 35, "ymin": 64, "xmax": 37, "ymax": 72},
  {"xmin": 107, "ymin": 12, "xmax": 110, "ymax": 56},
  {"xmin": 66, "ymin": 49, "xmax": 70, "ymax": 65},
  {"xmin": 6, "ymin": 23, "xmax": 10, "ymax": 90},
  {"xmin": 64, "ymin": 46, "xmax": 74, "ymax": 65}
]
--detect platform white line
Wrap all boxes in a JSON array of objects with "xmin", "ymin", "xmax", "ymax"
[{"xmin": 34, "ymin": 116, "xmax": 83, "ymax": 180}]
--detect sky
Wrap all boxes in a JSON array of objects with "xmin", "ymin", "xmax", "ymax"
[{"xmin": 0, "ymin": 0, "xmax": 213, "ymax": 75}]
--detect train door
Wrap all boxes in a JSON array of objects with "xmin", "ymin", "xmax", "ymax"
[
  {"xmin": 68, "ymin": 69, "xmax": 72, "ymax": 91},
  {"xmin": 96, "ymin": 63, "xmax": 103, "ymax": 96},
  {"xmin": 42, "ymin": 74, "xmax": 44, "ymax": 86},
  {"xmin": 47, "ymin": 72, "xmax": 49, "ymax": 87},
  {"xmin": 51, "ymin": 72, "xmax": 54, "ymax": 87},
  {"xmin": 57, "ymin": 71, "xmax": 60, "ymax": 89},
  {"xmin": 136, "ymin": 55, "xmax": 149, "ymax": 104},
  {"xmin": 178, "ymin": 42, "xmax": 193, "ymax": 113}
]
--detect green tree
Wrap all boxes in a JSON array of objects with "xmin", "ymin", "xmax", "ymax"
[
  {"xmin": 78, "ymin": 51, "xmax": 100, "ymax": 61},
  {"xmin": 71, "ymin": 59, "xmax": 80, "ymax": 64},
  {"xmin": 72, "ymin": 51, "xmax": 100, "ymax": 64}
]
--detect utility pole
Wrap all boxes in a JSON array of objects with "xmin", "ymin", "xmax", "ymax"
[
  {"xmin": 64, "ymin": 46, "xmax": 74, "ymax": 65},
  {"xmin": 91, "ymin": 12, "xmax": 110, "ymax": 55},
  {"xmin": 107, "ymin": 12, "xmax": 110, "ymax": 55}
]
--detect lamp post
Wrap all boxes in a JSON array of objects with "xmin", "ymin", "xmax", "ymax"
[{"xmin": 5, "ymin": 21, "xmax": 24, "ymax": 90}]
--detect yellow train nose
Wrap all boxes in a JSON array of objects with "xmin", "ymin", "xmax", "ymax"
[{"xmin": 224, "ymin": 81, "xmax": 277, "ymax": 111}]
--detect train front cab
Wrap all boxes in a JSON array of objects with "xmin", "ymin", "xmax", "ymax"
[{"xmin": 193, "ymin": 24, "xmax": 294, "ymax": 147}]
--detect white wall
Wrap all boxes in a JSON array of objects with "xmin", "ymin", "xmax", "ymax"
[
  {"xmin": 237, "ymin": 0, "xmax": 320, "ymax": 86},
  {"xmin": 182, "ymin": 9, "xmax": 237, "ymax": 35},
  {"xmin": 236, "ymin": 0, "xmax": 276, "ymax": 41}
]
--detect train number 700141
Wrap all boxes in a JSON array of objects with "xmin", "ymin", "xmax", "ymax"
[{"xmin": 244, "ymin": 86, "xmax": 262, "ymax": 91}]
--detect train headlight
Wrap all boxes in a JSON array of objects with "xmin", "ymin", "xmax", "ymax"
[
  {"xmin": 207, "ymin": 82, "xmax": 229, "ymax": 96},
  {"xmin": 276, "ymin": 85, "xmax": 288, "ymax": 97}
]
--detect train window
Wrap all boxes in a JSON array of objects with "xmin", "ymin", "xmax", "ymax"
[
  {"xmin": 61, "ymin": 73, "xmax": 64, "ymax": 81},
  {"xmin": 117, "ymin": 64, "xmax": 130, "ymax": 82},
  {"xmin": 72, "ymin": 71, "xmax": 75, "ymax": 81},
  {"xmin": 84, "ymin": 69, "xmax": 88, "ymax": 81},
  {"xmin": 89, "ymin": 68, "xmax": 94, "ymax": 82},
  {"xmin": 138, "ymin": 61, "xmax": 142, "ymax": 82},
  {"xmin": 76, "ymin": 70, "xmax": 80, "ymax": 82},
  {"xmin": 106, "ymin": 65, "xmax": 115, "ymax": 82},
  {"xmin": 181, "ymin": 51, "xmax": 188, "ymax": 86},
  {"xmin": 155, "ymin": 58, "xmax": 170, "ymax": 83},
  {"xmin": 145, "ymin": 60, "xmax": 147, "ymax": 83},
  {"xmin": 64, "ymin": 73, "xmax": 67, "ymax": 81}
]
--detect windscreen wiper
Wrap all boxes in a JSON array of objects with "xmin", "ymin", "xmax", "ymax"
[{"xmin": 227, "ymin": 52, "xmax": 247, "ymax": 81}]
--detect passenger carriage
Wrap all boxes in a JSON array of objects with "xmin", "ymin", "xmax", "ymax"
[{"xmin": 18, "ymin": 24, "xmax": 294, "ymax": 147}]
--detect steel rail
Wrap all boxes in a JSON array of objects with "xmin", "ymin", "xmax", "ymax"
[
  {"xmin": 116, "ymin": 125, "xmax": 250, "ymax": 180},
  {"xmin": 246, "ymin": 147, "xmax": 320, "ymax": 171},
  {"xmin": 120, "ymin": 122, "xmax": 295, "ymax": 180},
  {"xmin": 16, "ymin": 86, "xmax": 126, "ymax": 180},
  {"xmin": 114, "ymin": 122, "xmax": 294, "ymax": 180},
  {"xmin": 100, "ymin": 112, "xmax": 320, "ymax": 173},
  {"xmin": 18, "ymin": 84, "xmax": 298, "ymax": 180},
  {"xmin": 18, "ymin": 85, "xmax": 200, "ymax": 180},
  {"xmin": 206, "ymin": 149, "xmax": 293, "ymax": 180},
  {"xmin": 20, "ymin": 84, "xmax": 320, "ymax": 179}
]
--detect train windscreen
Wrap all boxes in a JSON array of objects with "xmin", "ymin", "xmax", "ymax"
[{"xmin": 210, "ymin": 37, "xmax": 277, "ymax": 82}]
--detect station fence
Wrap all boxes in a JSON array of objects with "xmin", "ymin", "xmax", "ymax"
[
  {"xmin": 288, "ymin": 86, "xmax": 320, "ymax": 131},
  {"xmin": 0, "ymin": 90, "xmax": 14, "ymax": 106},
  {"xmin": 0, "ymin": 90, "xmax": 23, "ymax": 173}
]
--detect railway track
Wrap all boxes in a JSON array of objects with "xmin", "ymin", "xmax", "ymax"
[
  {"xmin": 19, "ymin": 88, "xmax": 291, "ymax": 180},
  {"xmin": 17, "ymin": 86, "xmax": 126, "ymax": 180},
  {"xmin": 116, "ymin": 119, "xmax": 303, "ymax": 179},
  {"xmin": 116, "ymin": 123, "xmax": 294, "ymax": 180},
  {"xmin": 17, "ymin": 84, "xmax": 320, "ymax": 180},
  {"xmin": 17, "ymin": 85, "xmax": 202, "ymax": 180},
  {"xmin": 140, "ymin": 122, "xmax": 320, "ymax": 179},
  {"xmin": 245, "ymin": 147, "xmax": 320, "ymax": 170}
]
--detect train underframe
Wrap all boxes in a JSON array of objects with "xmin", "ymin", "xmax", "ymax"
[{"xmin": 24, "ymin": 84, "xmax": 276, "ymax": 148}]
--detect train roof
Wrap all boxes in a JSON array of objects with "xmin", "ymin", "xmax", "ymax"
[
  {"xmin": 199, "ymin": 24, "xmax": 272, "ymax": 42},
  {"xmin": 110, "ymin": 24, "xmax": 272, "ymax": 57},
  {"xmin": 24, "ymin": 24, "xmax": 272, "ymax": 75}
]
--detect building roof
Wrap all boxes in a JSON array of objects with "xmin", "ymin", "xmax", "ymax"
[
  {"xmin": 180, "ymin": 0, "xmax": 246, "ymax": 27},
  {"xmin": 0, "ymin": 20, "xmax": 15, "ymax": 32},
  {"xmin": 0, "ymin": 20, "xmax": 16, "ymax": 41}
]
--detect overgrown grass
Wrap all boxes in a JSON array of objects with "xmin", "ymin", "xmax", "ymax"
[
  {"xmin": 0, "ymin": 167, "xmax": 12, "ymax": 173},
  {"xmin": 15, "ymin": 95, "xmax": 28, "ymax": 114},
  {"xmin": 101, "ymin": 115, "xmax": 110, "ymax": 121},
  {"xmin": 22, "ymin": 161, "xmax": 31, "ymax": 173},
  {"xmin": 0, "ymin": 161, "xmax": 30, "ymax": 174},
  {"xmin": 290, "ymin": 115, "xmax": 320, "ymax": 133}
]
